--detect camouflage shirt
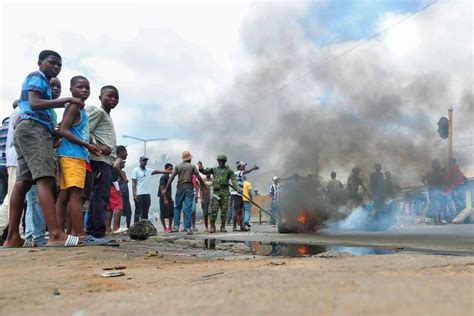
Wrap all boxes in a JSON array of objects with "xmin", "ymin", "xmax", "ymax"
[{"xmin": 200, "ymin": 165, "xmax": 238, "ymax": 192}]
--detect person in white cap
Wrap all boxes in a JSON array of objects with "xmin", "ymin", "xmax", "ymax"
[
  {"xmin": 230, "ymin": 161, "xmax": 259, "ymax": 231},
  {"xmin": 269, "ymin": 176, "xmax": 281, "ymax": 227}
]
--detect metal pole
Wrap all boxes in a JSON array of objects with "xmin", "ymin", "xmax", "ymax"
[
  {"xmin": 144, "ymin": 140, "xmax": 147, "ymax": 156},
  {"xmin": 228, "ymin": 183, "xmax": 275, "ymax": 218},
  {"xmin": 448, "ymin": 106, "xmax": 453, "ymax": 169}
]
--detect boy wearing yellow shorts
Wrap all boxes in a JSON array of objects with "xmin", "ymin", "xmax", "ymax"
[{"xmin": 56, "ymin": 76, "xmax": 101, "ymax": 241}]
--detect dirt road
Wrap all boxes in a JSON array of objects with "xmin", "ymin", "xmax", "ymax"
[{"xmin": 1, "ymin": 224, "xmax": 473, "ymax": 316}]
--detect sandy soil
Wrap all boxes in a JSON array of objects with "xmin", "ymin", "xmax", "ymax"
[{"xmin": 0, "ymin": 236, "xmax": 473, "ymax": 316}]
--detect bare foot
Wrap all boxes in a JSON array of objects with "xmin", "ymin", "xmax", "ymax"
[
  {"xmin": 46, "ymin": 232, "xmax": 69, "ymax": 246},
  {"xmin": 3, "ymin": 236, "xmax": 26, "ymax": 248}
]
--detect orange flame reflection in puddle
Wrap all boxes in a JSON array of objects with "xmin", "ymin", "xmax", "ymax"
[{"xmin": 297, "ymin": 246, "xmax": 308, "ymax": 256}]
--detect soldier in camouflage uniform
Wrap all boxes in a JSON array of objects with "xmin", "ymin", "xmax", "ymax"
[{"xmin": 198, "ymin": 154, "xmax": 240, "ymax": 233}]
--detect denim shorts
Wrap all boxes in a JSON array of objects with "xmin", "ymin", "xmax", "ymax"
[{"xmin": 14, "ymin": 120, "xmax": 55, "ymax": 181}]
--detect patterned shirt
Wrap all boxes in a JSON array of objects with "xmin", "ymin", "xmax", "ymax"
[
  {"xmin": 0, "ymin": 117, "xmax": 9, "ymax": 167},
  {"xmin": 6, "ymin": 108, "xmax": 21, "ymax": 167},
  {"xmin": 18, "ymin": 71, "xmax": 53, "ymax": 131},
  {"xmin": 230, "ymin": 170, "xmax": 244, "ymax": 196},
  {"xmin": 270, "ymin": 183, "xmax": 281, "ymax": 202}
]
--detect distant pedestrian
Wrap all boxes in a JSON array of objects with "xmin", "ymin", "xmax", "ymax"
[
  {"xmin": 446, "ymin": 158, "xmax": 466, "ymax": 213},
  {"xmin": 158, "ymin": 163, "xmax": 174, "ymax": 232},
  {"xmin": 346, "ymin": 167, "xmax": 368, "ymax": 204},
  {"xmin": 199, "ymin": 175, "xmax": 212, "ymax": 232},
  {"xmin": 163, "ymin": 151, "xmax": 206, "ymax": 235},
  {"xmin": 370, "ymin": 163, "xmax": 386, "ymax": 211},
  {"xmin": 231, "ymin": 161, "xmax": 258, "ymax": 231},
  {"xmin": 192, "ymin": 174, "xmax": 199, "ymax": 232},
  {"xmin": 326, "ymin": 171, "xmax": 343, "ymax": 207},
  {"xmin": 118, "ymin": 160, "xmax": 132, "ymax": 229},
  {"xmin": 269, "ymin": 176, "xmax": 281, "ymax": 227},
  {"xmin": 132, "ymin": 156, "xmax": 169, "ymax": 223},
  {"xmin": 242, "ymin": 176, "xmax": 253, "ymax": 228},
  {"xmin": 384, "ymin": 171, "xmax": 394, "ymax": 200},
  {"xmin": 426, "ymin": 159, "xmax": 445, "ymax": 225},
  {"xmin": 107, "ymin": 145, "xmax": 128, "ymax": 232}
]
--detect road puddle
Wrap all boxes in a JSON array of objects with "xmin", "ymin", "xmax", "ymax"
[{"xmin": 202, "ymin": 239, "xmax": 397, "ymax": 257}]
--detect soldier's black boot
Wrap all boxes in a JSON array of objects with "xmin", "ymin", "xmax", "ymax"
[
  {"xmin": 210, "ymin": 221, "xmax": 216, "ymax": 233},
  {"xmin": 220, "ymin": 223, "xmax": 227, "ymax": 233}
]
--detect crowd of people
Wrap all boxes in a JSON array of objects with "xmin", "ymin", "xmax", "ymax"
[
  {"xmin": 423, "ymin": 158, "xmax": 467, "ymax": 224},
  {"xmin": 0, "ymin": 50, "xmax": 469, "ymax": 247},
  {"xmin": 0, "ymin": 50, "xmax": 267, "ymax": 247},
  {"xmin": 323, "ymin": 160, "xmax": 468, "ymax": 224}
]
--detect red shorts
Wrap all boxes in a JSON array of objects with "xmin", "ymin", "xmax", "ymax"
[{"xmin": 108, "ymin": 186, "xmax": 123, "ymax": 211}]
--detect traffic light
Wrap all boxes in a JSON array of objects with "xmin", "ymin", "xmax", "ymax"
[{"xmin": 437, "ymin": 117, "xmax": 449, "ymax": 139}]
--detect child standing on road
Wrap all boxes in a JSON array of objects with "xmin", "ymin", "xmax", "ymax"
[
  {"xmin": 85, "ymin": 86, "xmax": 119, "ymax": 238},
  {"xmin": 56, "ymin": 76, "xmax": 101, "ymax": 241}
]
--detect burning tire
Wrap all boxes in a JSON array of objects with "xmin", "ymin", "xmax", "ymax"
[{"xmin": 277, "ymin": 222, "xmax": 298, "ymax": 234}]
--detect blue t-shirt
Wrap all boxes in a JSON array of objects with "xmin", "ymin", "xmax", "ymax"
[{"xmin": 19, "ymin": 71, "xmax": 54, "ymax": 131}]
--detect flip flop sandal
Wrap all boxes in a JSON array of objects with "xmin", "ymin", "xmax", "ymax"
[
  {"xmin": 1, "ymin": 239, "xmax": 37, "ymax": 248},
  {"xmin": 23, "ymin": 239, "xmax": 36, "ymax": 248},
  {"xmin": 46, "ymin": 235, "xmax": 83, "ymax": 248}
]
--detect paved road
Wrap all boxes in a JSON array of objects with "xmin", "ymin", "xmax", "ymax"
[{"xmin": 172, "ymin": 223, "xmax": 474, "ymax": 255}]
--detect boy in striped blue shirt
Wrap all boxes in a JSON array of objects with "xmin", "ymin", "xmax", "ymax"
[{"xmin": 4, "ymin": 50, "xmax": 85, "ymax": 248}]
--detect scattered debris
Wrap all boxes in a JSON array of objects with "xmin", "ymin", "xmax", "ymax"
[
  {"xmin": 129, "ymin": 220, "xmax": 158, "ymax": 240},
  {"xmin": 144, "ymin": 250, "xmax": 163, "ymax": 259},
  {"xmin": 202, "ymin": 272, "xmax": 224, "ymax": 278},
  {"xmin": 102, "ymin": 265, "xmax": 127, "ymax": 271},
  {"xmin": 268, "ymin": 261, "xmax": 286, "ymax": 266},
  {"xmin": 314, "ymin": 251, "xmax": 353, "ymax": 259},
  {"xmin": 101, "ymin": 271, "xmax": 125, "ymax": 278}
]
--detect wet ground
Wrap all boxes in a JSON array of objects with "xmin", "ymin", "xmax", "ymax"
[
  {"xmin": 171, "ymin": 222, "xmax": 474, "ymax": 255},
  {"xmin": 0, "ymin": 222, "xmax": 473, "ymax": 315}
]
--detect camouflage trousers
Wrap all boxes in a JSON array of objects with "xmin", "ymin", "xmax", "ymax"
[{"xmin": 211, "ymin": 191, "xmax": 230, "ymax": 224}]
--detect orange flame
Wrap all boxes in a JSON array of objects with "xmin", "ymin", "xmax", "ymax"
[
  {"xmin": 297, "ymin": 246, "xmax": 308, "ymax": 256},
  {"xmin": 297, "ymin": 213, "xmax": 308, "ymax": 225}
]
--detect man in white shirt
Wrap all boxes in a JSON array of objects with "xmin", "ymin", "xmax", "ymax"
[
  {"xmin": 132, "ymin": 156, "xmax": 169, "ymax": 223},
  {"xmin": 269, "ymin": 176, "xmax": 281, "ymax": 227}
]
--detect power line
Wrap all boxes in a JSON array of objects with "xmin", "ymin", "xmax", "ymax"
[{"xmin": 201, "ymin": 0, "xmax": 438, "ymax": 130}]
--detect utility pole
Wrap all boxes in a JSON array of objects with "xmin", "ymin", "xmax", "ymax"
[
  {"xmin": 122, "ymin": 135, "xmax": 168, "ymax": 156},
  {"xmin": 448, "ymin": 106, "xmax": 453, "ymax": 169}
]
